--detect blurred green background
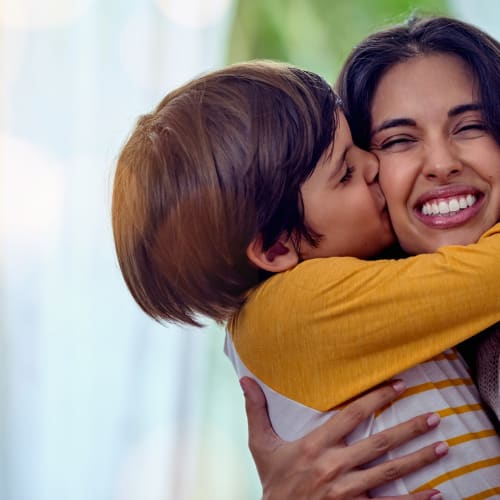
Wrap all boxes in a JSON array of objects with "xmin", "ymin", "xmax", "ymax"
[{"xmin": 228, "ymin": 0, "xmax": 449, "ymax": 81}]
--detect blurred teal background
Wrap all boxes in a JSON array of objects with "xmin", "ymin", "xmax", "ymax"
[{"xmin": 1, "ymin": 1, "xmax": 498, "ymax": 499}]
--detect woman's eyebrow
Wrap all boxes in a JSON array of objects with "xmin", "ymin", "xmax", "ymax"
[
  {"xmin": 371, "ymin": 117, "xmax": 416, "ymax": 135},
  {"xmin": 371, "ymin": 103, "xmax": 484, "ymax": 136},
  {"xmin": 448, "ymin": 102, "xmax": 482, "ymax": 117}
]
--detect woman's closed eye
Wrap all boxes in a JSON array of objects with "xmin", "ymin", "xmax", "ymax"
[
  {"xmin": 454, "ymin": 122, "xmax": 488, "ymax": 138},
  {"xmin": 371, "ymin": 135, "xmax": 417, "ymax": 152}
]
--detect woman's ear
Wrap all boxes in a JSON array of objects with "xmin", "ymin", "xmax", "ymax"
[{"xmin": 246, "ymin": 234, "xmax": 299, "ymax": 273}]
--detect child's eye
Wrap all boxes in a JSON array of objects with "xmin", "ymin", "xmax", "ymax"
[{"xmin": 340, "ymin": 166, "xmax": 354, "ymax": 184}]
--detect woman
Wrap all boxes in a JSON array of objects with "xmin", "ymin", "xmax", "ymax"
[
  {"xmin": 245, "ymin": 15, "xmax": 500, "ymax": 498},
  {"xmin": 337, "ymin": 14, "xmax": 500, "ymax": 427}
]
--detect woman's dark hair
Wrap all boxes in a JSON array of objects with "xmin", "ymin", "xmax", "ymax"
[
  {"xmin": 112, "ymin": 61, "xmax": 337, "ymax": 325},
  {"xmin": 337, "ymin": 16, "xmax": 500, "ymax": 149}
]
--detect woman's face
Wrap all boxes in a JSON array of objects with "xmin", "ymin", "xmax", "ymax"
[{"xmin": 370, "ymin": 53, "xmax": 500, "ymax": 254}]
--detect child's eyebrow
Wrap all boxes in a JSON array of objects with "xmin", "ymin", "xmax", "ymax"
[{"xmin": 448, "ymin": 102, "xmax": 482, "ymax": 117}]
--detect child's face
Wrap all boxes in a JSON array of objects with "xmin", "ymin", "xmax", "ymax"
[
  {"xmin": 371, "ymin": 53, "xmax": 500, "ymax": 255},
  {"xmin": 298, "ymin": 113, "xmax": 395, "ymax": 259}
]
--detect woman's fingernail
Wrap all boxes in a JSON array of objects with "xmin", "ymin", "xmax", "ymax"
[
  {"xmin": 434, "ymin": 442, "xmax": 449, "ymax": 457},
  {"xmin": 429, "ymin": 493, "xmax": 442, "ymax": 500},
  {"xmin": 392, "ymin": 380, "xmax": 406, "ymax": 393},
  {"xmin": 426, "ymin": 413, "xmax": 441, "ymax": 428}
]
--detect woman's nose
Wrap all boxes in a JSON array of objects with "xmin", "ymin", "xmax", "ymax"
[{"xmin": 422, "ymin": 142, "xmax": 463, "ymax": 181}]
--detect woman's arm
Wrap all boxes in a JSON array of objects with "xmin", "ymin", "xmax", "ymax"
[{"xmin": 241, "ymin": 377, "xmax": 446, "ymax": 500}]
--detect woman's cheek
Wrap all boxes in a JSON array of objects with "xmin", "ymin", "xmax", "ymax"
[{"xmin": 378, "ymin": 162, "xmax": 397, "ymax": 201}]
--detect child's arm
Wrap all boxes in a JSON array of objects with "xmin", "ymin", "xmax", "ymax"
[{"xmin": 230, "ymin": 223, "xmax": 500, "ymax": 409}]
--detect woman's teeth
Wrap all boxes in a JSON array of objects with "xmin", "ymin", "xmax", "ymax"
[{"xmin": 421, "ymin": 194, "xmax": 477, "ymax": 216}]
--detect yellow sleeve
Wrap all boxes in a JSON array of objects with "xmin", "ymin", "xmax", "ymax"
[{"xmin": 229, "ymin": 223, "xmax": 500, "ymax": 410}]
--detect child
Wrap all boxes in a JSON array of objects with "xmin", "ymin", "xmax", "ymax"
[{"xmin": 112, "ymin": 60, "xmax": 500, "ymax": 497}]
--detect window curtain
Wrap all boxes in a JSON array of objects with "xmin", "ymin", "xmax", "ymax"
[{"xmin": 0, "ymin": 1, "xmax": 258, "ymax": 499}]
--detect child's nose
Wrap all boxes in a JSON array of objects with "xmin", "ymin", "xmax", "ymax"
[{"xmin": 355, "ymin": 147, "xmax": 380, "ymax": 183}]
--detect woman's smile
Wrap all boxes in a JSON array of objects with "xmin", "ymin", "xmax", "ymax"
[{"xmin": 414, "ymin": 184, "xmax": 483, "ymax": 228}]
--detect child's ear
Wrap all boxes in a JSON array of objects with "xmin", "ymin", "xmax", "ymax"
[{"xmin": 246, "ymin": 233, "xmax": 299, "ymax": 273}]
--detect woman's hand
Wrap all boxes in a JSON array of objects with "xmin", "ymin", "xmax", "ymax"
[{"xmin": 241, "ymin": 377, "xmax": 447, "ymax": 500}]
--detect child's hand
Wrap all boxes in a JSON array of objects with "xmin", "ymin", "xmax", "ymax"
[{"xmin": 241, "ymin": 377, "xmax": 447, "ymax": 500}]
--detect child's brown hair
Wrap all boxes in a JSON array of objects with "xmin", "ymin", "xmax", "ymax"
[{"xmin": 112, "ymin": 61, "xmax": 337, "ymax": 326}]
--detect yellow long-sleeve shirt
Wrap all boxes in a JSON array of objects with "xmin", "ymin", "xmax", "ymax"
[
  {"xmin": 226, "ymin": 224, "xmax": 500, "ymax": 496},
  {"xmin": 229, "ymin": 223, "xmax": 500, "ymax": 410}
]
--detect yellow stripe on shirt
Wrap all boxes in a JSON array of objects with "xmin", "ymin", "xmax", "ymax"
[
  {"xmin": 447, "ymin": 429, "xmax": 497, "ymax": 447},
  {"xmin": 412, "ymin": 457, "xmax": 500, "ymax": 491},
  {"xmin": 376, "ymin": 400, "xmax": 482, "ymax": 419},
  {"xmin": 397, "ymin": 378, "xmax": 474, "ymax": 399},
  {"xmin": 463, "ymin": 487, "xmax": 500, "ymax": 500},
  {"xmin": 426, "ymin": 351, "xmax": 458, "ymax": 362},
  {"xmin": 437, "ymin": 403, "xmax": 483, "ymax": 418}
]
